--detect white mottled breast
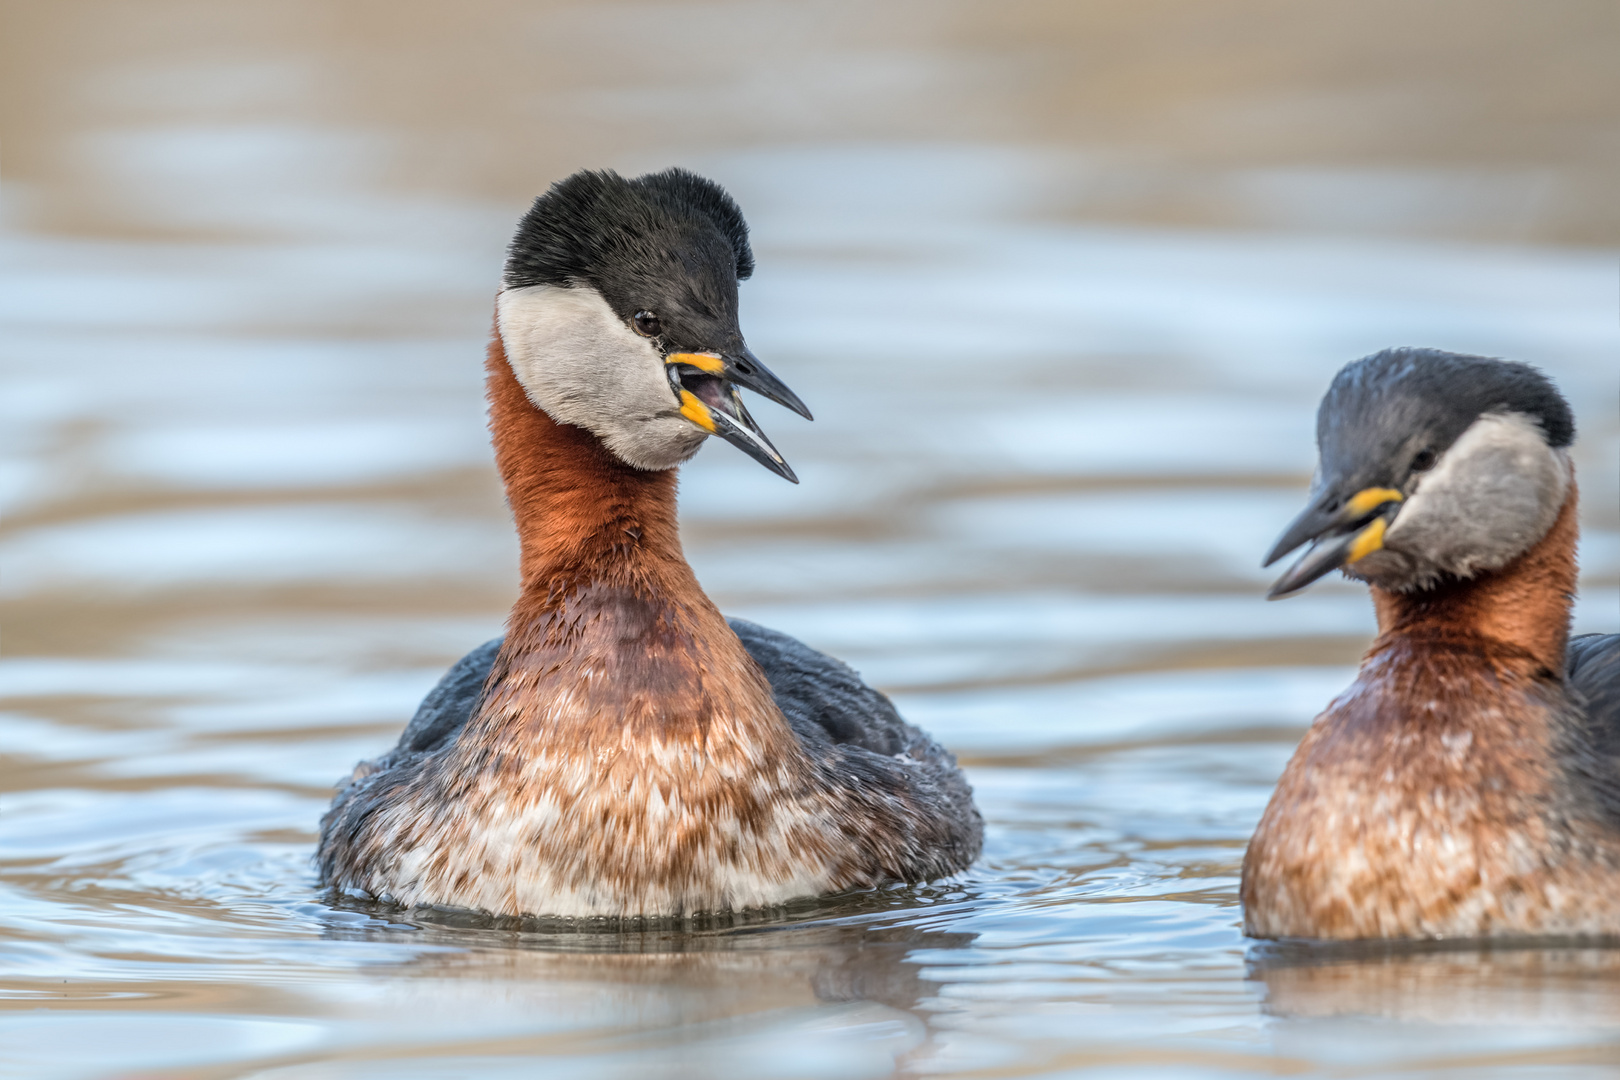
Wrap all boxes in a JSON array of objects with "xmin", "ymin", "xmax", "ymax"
[
  {"xmin": 1243, "ymin": 682, "xmax": 1620, "ymax": 940},
  {"xmin": 339, "ymin": 710, "xmax": 847, "ymax": 918},
  {"xmin": 1245, "ymin": 771, "xmax": 1556, "ymax": 939}
]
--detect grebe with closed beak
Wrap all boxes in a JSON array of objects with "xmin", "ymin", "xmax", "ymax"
[
  {"xmin": 1245, "ymin": 347, "xmax": 1620, "ymax": 940},
  {"xmin": 318, "ymin": 168, "xmax": 982, "ymax": 918}
]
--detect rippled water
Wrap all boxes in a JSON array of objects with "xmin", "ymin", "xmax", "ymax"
[{"xmin": 5, "ymin": 3, "xmax": 1620, "ymax": 1077}]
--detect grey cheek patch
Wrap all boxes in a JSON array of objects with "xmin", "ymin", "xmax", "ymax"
[
  {"xmin": 1383, "ymin": 413, "xmax": 1570, "ymax": 585},
  {"xmin": 497, "ymin": 284, "xmax": 708, "ymax": 471}
]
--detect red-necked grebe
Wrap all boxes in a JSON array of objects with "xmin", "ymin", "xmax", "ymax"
[
  {"xmin": 317, "ymin": 168, "xmax": 981, "ymax": 918},
  {"xmin": 1246, "ymin": 347, "xmax": 1619, "ymax": 940}
]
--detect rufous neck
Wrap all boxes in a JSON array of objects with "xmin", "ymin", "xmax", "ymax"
[
  {"xmin": 486, "ymin": 333, "xmax": 683, "ymax": 591},
  {"xmin": 1370, "ymin": 484, "xmax": 1579, "ymax": 673}
]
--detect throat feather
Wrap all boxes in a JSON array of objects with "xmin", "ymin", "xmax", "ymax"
[{"xmin": 480, "ymin": 329, "xmax": 800, "ymax": 761}]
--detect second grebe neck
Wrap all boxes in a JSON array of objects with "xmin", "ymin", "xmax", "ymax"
[{"xmin": 1368, "ymin": 482, "xmax": 1577, "ymax": 679}]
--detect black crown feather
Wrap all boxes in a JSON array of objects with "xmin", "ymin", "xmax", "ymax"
[
  {"xmin": 1323, "ymin": 346, "xmax": 1575, "ymax": 456},
  {"xmin": 504, "ymin": 168, "xmax": 754, "ymax": 291}
]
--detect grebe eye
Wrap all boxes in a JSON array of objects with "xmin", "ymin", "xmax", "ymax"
[
  {"xmin": 1410, "ymin": 447, "xmax": 1438, "ymax": 472},
  {"xmin": 632, "ymin": 311, "xmax": 662, "ymax": 337}
]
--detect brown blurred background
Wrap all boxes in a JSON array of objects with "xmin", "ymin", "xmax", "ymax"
[{"xmin": 6, "ymin": 0, "xmax": 1619, "ymax": 244}]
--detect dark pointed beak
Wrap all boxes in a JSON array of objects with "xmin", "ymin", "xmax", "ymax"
[
  {"xmin": 1265, "ymin": 487, "xmax": 1404, "ymax": 599},
  {"xmin": 724, "ymin": 347, "xmax": 812, "ymax": 421},
  {"xmin": 665, "ymin": 350, "xmax": 810, "ymax": 483}
]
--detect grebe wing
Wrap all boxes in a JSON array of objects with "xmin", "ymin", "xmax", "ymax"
[
  {"xmin": 728, "ymin": 617, "xmax": 983, "ymax": 871},
  {"xmin": 726, "ymin": 618, "xmax": 918, "ymax": 757},
  {"xmin": 1569, "ymin": 633, "xmax": 1620, "ymax": 741},
  {"xmin": 392, "ymin": 637, "xmax": 502, "ymax": 757}
]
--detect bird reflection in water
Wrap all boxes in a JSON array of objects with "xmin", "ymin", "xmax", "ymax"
[
  {"xmin": 1249, "ymin": 939, "xmax": 1620, "ymax": 1027},
  {"xmin": 318, "ymin": 884, "xmax": 982, "ymax": 1024}
]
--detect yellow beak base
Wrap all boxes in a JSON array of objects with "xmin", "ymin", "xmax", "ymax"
[
  {"xmin": 1345, "ymin": 487, "xmax": 1404, "ymax": 518},
  {"xmin": 1345, "ymin": 516, "xmax": 1388, "ymax": 564},
  {"xmin": 665, "ymin": 352, "xmax": 727, "ymax": 374},
  {"xmin": 677, "ymin": 389, "xmax": 717, "ymax": 433}
]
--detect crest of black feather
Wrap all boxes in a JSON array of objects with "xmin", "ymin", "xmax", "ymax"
[
  {"xmin": 503, "ymin": 168, "xmax": 754, "ymax": 309},
  {"xmin": 1318, "ymin": 348, "xmax": 1574, "ymax": 486}
]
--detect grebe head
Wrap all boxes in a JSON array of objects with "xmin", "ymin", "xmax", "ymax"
[
  {"xmin": 1265, "ymin": 347, "xmax": 1575, "ymax": 598},
  {"xmin": 496, "ymin": 168, "xmax": 811, "ymax": 481}
]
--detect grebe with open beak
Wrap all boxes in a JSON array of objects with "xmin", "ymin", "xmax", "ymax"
[
  {"xmin": 318, "ymin": 168, "xmax": 982, "ymax": 918},
  {"xmin": 1245, "ymin": 347, "xmax": 1620, "ymax": 940}
]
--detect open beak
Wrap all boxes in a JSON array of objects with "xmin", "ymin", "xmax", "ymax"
[
  {"xmin": 1264, "ymin": 487, "xmax": 1404, "ymax": 599},
  {"xmin": 665, "ymin": 349, "xmax": 811, "ymax": 483}
]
